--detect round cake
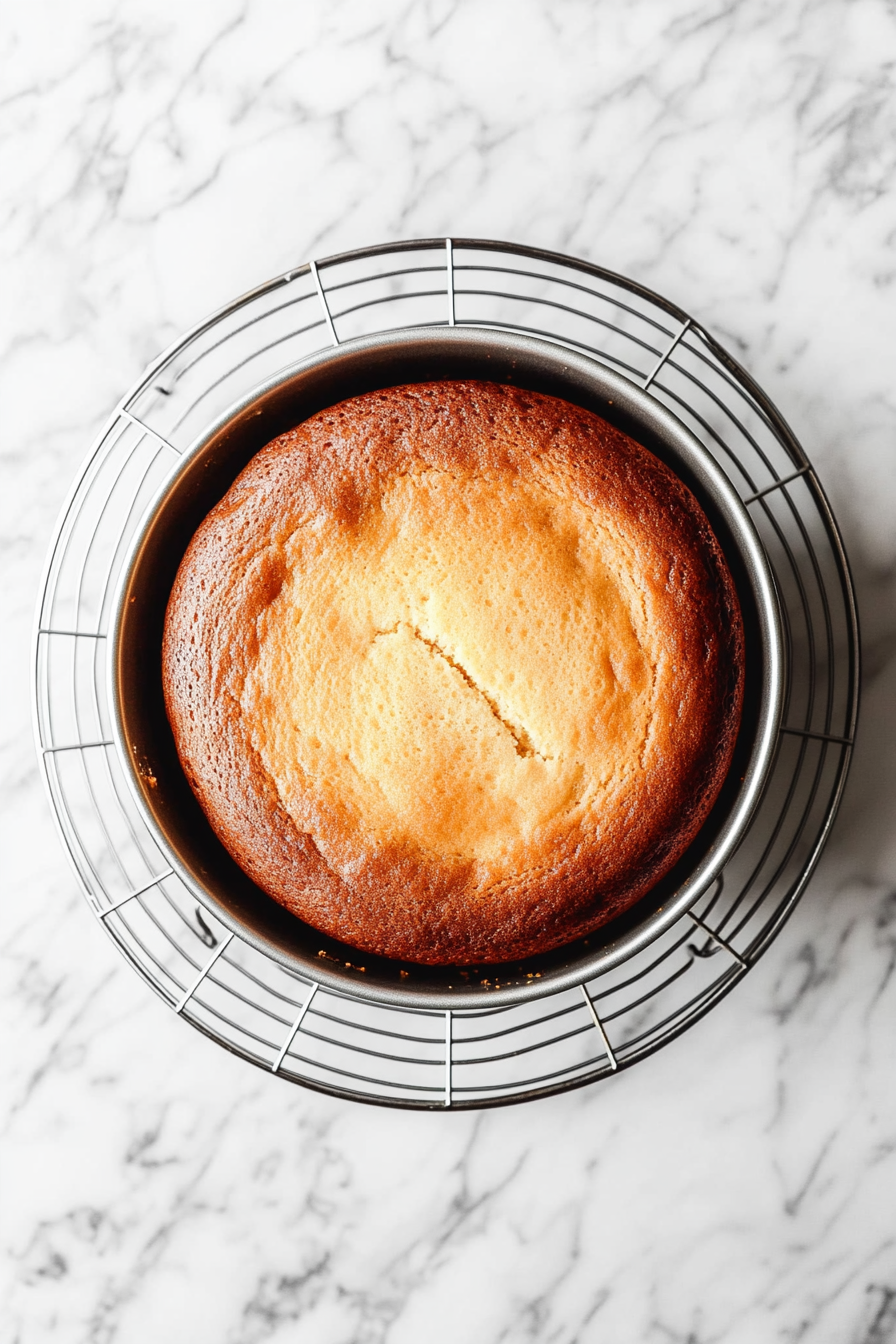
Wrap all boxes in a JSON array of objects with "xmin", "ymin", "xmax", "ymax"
[{"xmin": 162, "ymin": 380, "xmax": 744, "ymax": 965}]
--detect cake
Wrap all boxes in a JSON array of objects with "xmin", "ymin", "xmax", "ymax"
[{"xmin": 161, "ymin": 380, "xmax": 744, "ymax": 965}]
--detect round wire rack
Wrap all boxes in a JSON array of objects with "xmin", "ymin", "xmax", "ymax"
[{"xmin": 33, "ymin": 238, "xmax": 859, "ymax": 1109}]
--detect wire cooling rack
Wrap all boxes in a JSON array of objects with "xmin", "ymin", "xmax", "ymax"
[{"xmin": 33, "ymin": 239, "xmax": 859, "ymax": 1109}]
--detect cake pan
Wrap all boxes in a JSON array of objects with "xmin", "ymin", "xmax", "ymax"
[{"xmin": 110, "ymin": 325, "xmax": 784, "ymax": 1010}]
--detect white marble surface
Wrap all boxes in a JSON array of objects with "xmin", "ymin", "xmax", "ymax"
[{"xmin": 3, "ymin": 1, "xmax": 896, "ymax": 1339}]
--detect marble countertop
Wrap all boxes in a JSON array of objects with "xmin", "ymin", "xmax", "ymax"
[{"xmin": 4, "ymin": 2, "xmax": 896, "ymax": 1340}]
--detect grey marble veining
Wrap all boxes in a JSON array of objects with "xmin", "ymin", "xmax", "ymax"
[{"xmin": 3, "ymin": 2, "xmax": 896, "ymax": 1340}]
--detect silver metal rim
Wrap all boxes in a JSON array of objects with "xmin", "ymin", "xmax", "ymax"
[{"xmin": 108, "ymin": 324, "xmax": 785, "ymax": 1011}]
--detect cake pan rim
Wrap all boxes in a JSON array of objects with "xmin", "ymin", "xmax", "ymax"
[{"xmin": 108, "ymin": 323, "xmax": 784, "ymax": 1010}]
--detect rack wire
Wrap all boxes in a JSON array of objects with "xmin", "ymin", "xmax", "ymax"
[{"xmin": 33, "ymin": 239, "xmax": 859, "ymax": 1109}]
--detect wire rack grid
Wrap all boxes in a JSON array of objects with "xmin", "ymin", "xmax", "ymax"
[{"xmin": 32, "ymin": 238, "xmax": 859, "ymax": 1109}]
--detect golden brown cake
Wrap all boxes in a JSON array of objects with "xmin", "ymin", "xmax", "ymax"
[{"xmin": 162, "ymin": 381, "xmax": 743, "ymax": 965}]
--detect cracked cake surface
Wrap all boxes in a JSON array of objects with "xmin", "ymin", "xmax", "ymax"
[{"xmin": 161, "ymin": 380, "xmax": 744, "ymax": 965}]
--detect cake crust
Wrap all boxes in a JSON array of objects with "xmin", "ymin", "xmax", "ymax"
[{"xmin": 162, "ymin": 381, "xmax": 744, "ymax": 964}]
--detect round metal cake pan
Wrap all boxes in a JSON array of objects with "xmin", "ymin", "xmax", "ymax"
[{"xmin": 110, "ymin": 325, "xmax": 785, "ymax": 1010}]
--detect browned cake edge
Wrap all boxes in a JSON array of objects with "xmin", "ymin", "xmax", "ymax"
[{"xmin": 161, "ymin": 381, "xmax": 744, "ymax": 965}]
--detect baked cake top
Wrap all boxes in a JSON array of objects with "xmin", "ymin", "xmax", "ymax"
[{"xmin": 162, "ymin": 381, "xmax": 743, "ymax": 965}]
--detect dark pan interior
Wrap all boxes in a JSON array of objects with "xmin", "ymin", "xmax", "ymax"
[{"xmin": 114, "ymin": 328, "xmax": 776, "ymax": 1006}]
